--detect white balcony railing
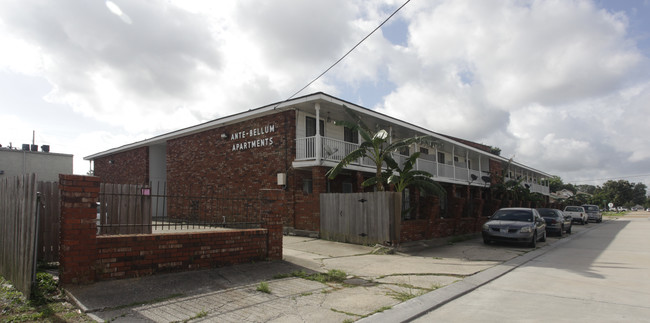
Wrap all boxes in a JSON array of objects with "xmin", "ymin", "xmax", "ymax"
[
  {"xmin": 297, "ymin": 136, "xmax": 521, "ymax": 188},
  {"xmin": 502, "ymin": 176, "xmax": 551, "ymax": 195}
]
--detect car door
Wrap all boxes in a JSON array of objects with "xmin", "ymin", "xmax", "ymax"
[{"xmin": 533, "ymin": 210, "xmax": 545, "ymax": 237}]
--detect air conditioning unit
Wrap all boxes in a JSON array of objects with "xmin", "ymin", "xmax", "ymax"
[
  {"xmin": 22, "ymin": 144, "xmax": 30, "ymax": 151},
  {"xmin": 41, "ymin": 145, "xmax": 50, "ymax": 152},
  {"xmin": 31, "ymin": 144, "xmax": 38, "ymax": 151}
]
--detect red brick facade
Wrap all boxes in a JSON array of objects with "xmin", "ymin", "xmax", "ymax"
[
  {"xmin": 165, "ymin": 111, "xmax": 295, "ymax": 221},
  {"xmin": 94, "ymin": 147, "xmax": 149, "ymax": 184},
  {"xmin": 96, "ymin": 230, "xmax": 268, "ymax": 280}
]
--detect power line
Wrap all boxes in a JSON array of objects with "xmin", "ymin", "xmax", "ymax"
[
  {"xmin": 274, "ymin": 0, "xmax": 411, "ymax": 108},
  {"xmin": 568, "ymin": 173, "xmax": 650, "ymax": 184}
]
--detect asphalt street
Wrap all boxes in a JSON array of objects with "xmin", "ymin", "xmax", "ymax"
[{"xmin": 412, "ymin": 212, "xmax": 650, "ymax": 322}]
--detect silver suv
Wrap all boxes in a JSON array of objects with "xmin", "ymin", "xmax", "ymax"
[{"xmin": 582, "ymin": 204, "xmax": 602, "ymax": 223}]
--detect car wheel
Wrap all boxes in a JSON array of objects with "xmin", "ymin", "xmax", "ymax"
[
  {"xmin": 529, "ymin": 233, "xmax": 537, "ymax": 248},
  {"xmin": 581, "ymin": 218, "xmax": 586, "ymax": 225},
  {"xmin": 559, "ymin": 225, "xmax": 564, "ymax": 236},
  {"xmin": 483, "ymin": 237, "xmax": 490, "ymax": 244},
  {"xmin": 566, "ymin": 226, "xmax": 571, "ymax": 234},
  {"xmin": 540, "ymin": 230, "xmax": 546, "ymax": 242}
]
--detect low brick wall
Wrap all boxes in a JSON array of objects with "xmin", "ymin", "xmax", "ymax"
[
  {"xmin": 96, "ymin": 230, "xmax": 268, "ymax": 280},
  {"xmin": 59, "ymin": 174, "xmax": 283, "ymax": 284}
]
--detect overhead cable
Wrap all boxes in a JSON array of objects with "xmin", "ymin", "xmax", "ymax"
[{"xmin": 274, "ymin": 0, "xmax": 411, "ymax": 108}]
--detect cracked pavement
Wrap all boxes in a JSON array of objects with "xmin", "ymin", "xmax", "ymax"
[{"xmin": 66, "ymin": 233, "xmax": 558, "ymax": 322}]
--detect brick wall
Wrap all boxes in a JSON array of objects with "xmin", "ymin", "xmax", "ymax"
[
  {"xmin": 93, "ymin": 147, "xmax": 149, "ymax": 184},
  {"xmin": 291, "ymin": 167, "xmax": 328, "ymax": 231},
  {"xmin": 166, "ymin": 111, "xmax": 294, "ymax": 220},
  {"xmin": 58, "ymin": 175, "xmax": 283, "ymax": 284},
  {"xmin": 96, "ymin": 230, "xmax": 268, "ymax": 280},
  {"xmin": 399, "ymin": 188, "xmax": 491, "ymax": 242}
]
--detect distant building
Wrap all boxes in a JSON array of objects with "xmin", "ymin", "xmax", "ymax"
[{"xmin": 0, "ymin": 144, "xmax": 73, "ymax": 182}]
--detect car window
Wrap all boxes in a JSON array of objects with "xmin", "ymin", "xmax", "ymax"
[
  {"xmin": 538, "ymin": 209, "xmax": 556, "ymax": 217},
  {"xmin": 584, "ymin": 206, "xmax": 598, "ymax": 211},
  {"xmin": 491, "ymin": 210, "xmax": 533, "ymax": 222},
  {"xmin": 565, "ymin": 207, "xmax": 581, "ymax": 212}
]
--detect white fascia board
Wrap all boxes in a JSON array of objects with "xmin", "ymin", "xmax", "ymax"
[{"xmin": 84, "ymin": 93, "xmax": 327, "ymax": 160}]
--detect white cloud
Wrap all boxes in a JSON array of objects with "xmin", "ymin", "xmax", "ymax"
[{"xmin": 0, "ymin": 0, "xmax": 649, "ymax": 189}]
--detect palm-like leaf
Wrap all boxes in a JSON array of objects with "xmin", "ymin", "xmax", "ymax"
[{"xmin": 327, "ymin": 105, "xmax": 440, "ymax": 192}]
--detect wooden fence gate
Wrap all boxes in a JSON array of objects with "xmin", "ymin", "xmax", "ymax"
[
  {"xmin": 320, "ymin": 192, "xmax": 401, "ymax": 245},
  {"xmin": 37, "ymin": 181, "xmax": 60, "ymax": 263}
]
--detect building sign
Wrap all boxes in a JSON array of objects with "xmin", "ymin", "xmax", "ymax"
[{"xmin": 231, "ymin": 124, "xmax": 276, "ymax": 151}]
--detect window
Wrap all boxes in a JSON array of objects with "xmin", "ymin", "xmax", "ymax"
[
  {"xmin": 437, "ymin": 152, "xmax": 445, "ymax": 164},
  {"xmin": 419, "ymin": 147, "xmax": 429, "ymax": 155},
  {"xmin": 399, "ymin": 146, "xmax": 409, "ymax": 156},
  {"xmin": 439, "ymin": 194, "xmax": 447, "ymax": 218},
  {"xmin": 342, "ymin": 182, "xmax": 353, "ymax": 193},
  {"xmin": 302, "ymin": 178, "xmax": 313, "ymax": 194},
  {"xmin": 344, "ymin": 127, "xmax": 358, "ymax": 143},
  {"xmin": 402, "ymin": 188, "xmax": 411, "ymax": 220},
  {"xmin": 306, "ymin": 116, "xmax": 324, "ymax": 137}
]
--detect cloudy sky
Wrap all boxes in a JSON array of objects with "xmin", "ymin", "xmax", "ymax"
[{"xmin": 1, "ymin": 0, "xmax": 649, "ymax": 189}]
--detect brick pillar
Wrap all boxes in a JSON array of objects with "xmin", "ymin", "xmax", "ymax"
[
  {"xmin": 260, "ymin": 189, "xmax": 284, "ymax": 260},
  {"xmin": 355, "ymin": 171, "xmax": 364, "ymax": 192},
  {"xmin": 312, "ymin": 166, "xmax": 328, "ymax": 194},
  {"xmin": 59, "ymin": 175, "xmax": 100, "ymax": 284}
]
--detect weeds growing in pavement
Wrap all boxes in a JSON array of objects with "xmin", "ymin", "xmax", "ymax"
[
  {"xmin": 273, "ymin": 269, "xmax": 348, "ymax": 284},
  {"xmin": 257, "ymin": 281, "xmax": 271, "ymax": 293}
]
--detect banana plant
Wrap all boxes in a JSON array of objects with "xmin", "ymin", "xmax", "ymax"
[{"xmin": 326, "ymin": 106, "xmax": 431, "ymax": 192}]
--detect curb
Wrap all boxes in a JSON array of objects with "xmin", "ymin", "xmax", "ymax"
[{"xmin": 359, "ymin": 220, "xmax": 606, "ymax": 323}]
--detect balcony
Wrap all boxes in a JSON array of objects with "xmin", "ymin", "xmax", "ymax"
[{"xmin": 296, "ymin": 136, "xmax": 492, "ymax": 186}]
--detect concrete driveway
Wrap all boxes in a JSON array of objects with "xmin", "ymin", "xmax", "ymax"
[{"xmin": 68, "ymin": 222, "xmax": 583, "ymax": 322}]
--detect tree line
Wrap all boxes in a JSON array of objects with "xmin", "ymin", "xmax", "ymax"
[{"xmin": 549, "ymin": 177, "xmax": 648, "ymax": 209}]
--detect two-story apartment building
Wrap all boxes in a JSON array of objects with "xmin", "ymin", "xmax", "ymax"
[{"xmin": 85, "ymin": 92, "xmax": 552, "ymax": 240}]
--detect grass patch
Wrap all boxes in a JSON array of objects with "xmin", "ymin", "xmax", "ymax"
[
  {"xmin": 1, "ymin": 272, "xmax": 92, "ymax": 322},
  {"xmin": 386, "ymin": 288, "xmax": 427, "ymax": 302},
  {"xmin": 171, "ymin": 309, "xmax": 208, "ymax": 323},
  {"xmin": 274, "ymin": 269, "xmax": 348, "ymax": 284},
  {"xmin": 257, "ymin": 281, "xmax": 271, "ymax": 294}
]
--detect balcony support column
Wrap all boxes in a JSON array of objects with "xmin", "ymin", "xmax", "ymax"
[{"xmin": 315, "ymin": 103, "xmax": 321, "ymax": 165}]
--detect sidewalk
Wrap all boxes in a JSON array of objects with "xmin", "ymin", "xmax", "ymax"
[{"xmin": 66, "ymin": 228, "xmax": 580, "ymax": 322}]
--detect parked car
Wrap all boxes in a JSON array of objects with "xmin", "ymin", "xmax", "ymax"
[
  {"xmin": 537, "ymin": 208, "xmax": 572, "ymax": 236},
  {"xmin": 581, "ymin": 204, "xmax": 602, "ymax": 223},
  {"xmin": 563, "ymin": 206, "xmax": 588, "ymax": 225},
  {"xmin": 482, "ymin": 208, "xmax": 547, "ymax": 247}
]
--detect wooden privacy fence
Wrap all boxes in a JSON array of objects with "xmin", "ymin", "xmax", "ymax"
[
  {"xmin": 320, "ymin": 192, "xmax": 401, "ymax": 245},
  {"xmin": 37, "ymin": 181, "xmax": 60, "ymax": 263},
  {"xmin": 0, "ymin": 174, "xmax": 39, "ymax": 297}
]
